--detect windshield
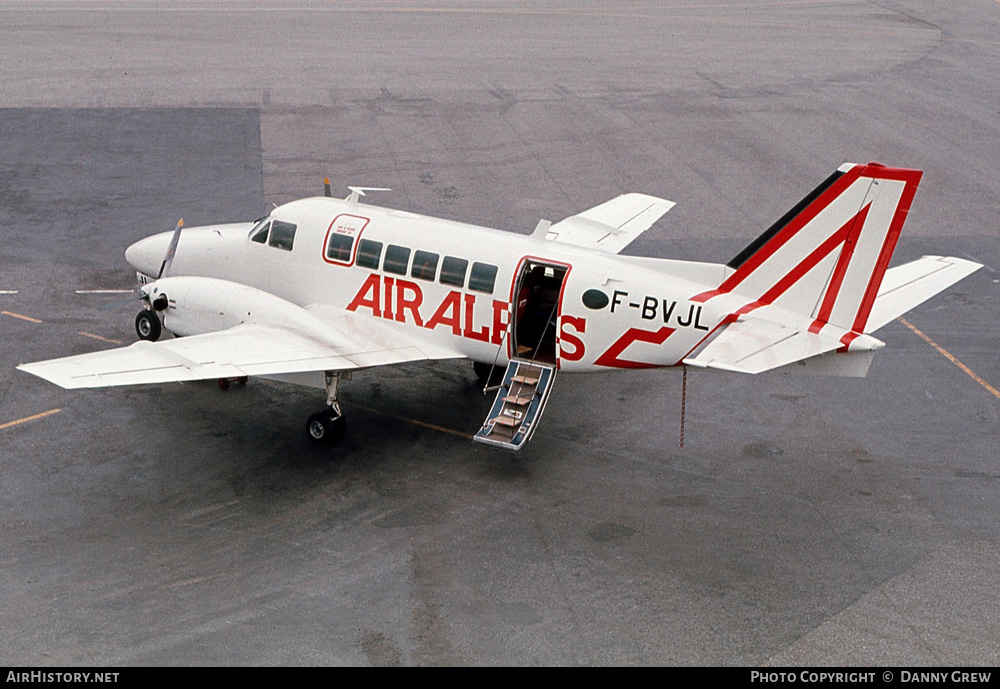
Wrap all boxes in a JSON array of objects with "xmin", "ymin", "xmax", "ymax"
[{"xmin": 248, "ymin": 216, "xmax": 271, "ymax": 242}]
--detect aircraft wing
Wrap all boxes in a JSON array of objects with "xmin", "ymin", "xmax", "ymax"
[
  {"xmin": 545, "ymin": 193, "xmax": 675, "ymax": 254},
  {"xmin": 18, "ymin": 316, "xmax": 462, "ymax": 390}
]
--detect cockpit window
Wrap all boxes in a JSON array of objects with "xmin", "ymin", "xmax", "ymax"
[
  {"xmin": 249, "ymin": 218, "xmax": 270, "ymax": 244},
  {"xmin": 268, "ymin": 220, "xmax": 297, "ymax": 251}
]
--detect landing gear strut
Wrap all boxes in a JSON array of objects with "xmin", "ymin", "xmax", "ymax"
[{"xmin": 307, "ymin": 371, "xmax": 346, "ymax": 445}]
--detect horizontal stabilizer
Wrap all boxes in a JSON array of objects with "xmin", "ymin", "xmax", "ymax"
[
  {"xmin": 866, "ymin": 255, "xmax": 982, "ymax": 333},
  {"xmin": 683, "ymin": 315, "xmax": 883, "ymax": 375},
  {"xmin": 685, "ymin": 318, "xmax": 834, "ymax": 374},
  {"xmin": 546, "ymin": 193, "xmax": 674, "ymax": 254},
  {"xmin": 772, "ymin": 350, "xmax": 877, "ymax": 377}
]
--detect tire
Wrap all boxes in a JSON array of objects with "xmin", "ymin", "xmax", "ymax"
[
  {"xmin": 307, "ymin": 411, "xmax": 345, "ymax": 445},
  {"xmin": 135, "ymin": 309, "xmax": 161, "ymax": 341}
]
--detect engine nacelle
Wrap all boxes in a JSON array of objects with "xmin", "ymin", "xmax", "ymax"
[{"xmin": 142, "ymin": 276, "xmax": 338, "ymax": 341}]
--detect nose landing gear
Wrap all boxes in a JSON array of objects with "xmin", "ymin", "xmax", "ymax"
[
  {"xmin": 136, "ymin": 288, "xmax": 168, "ymax": 342},
  {"xmin": 135, "ymin": 309, "xmax": 161, "ymax": 341}
]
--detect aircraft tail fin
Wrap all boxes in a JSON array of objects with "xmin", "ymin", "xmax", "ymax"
[{"xmin": 710, "ymin": 163, "xmax": 923, "ymax": 336}]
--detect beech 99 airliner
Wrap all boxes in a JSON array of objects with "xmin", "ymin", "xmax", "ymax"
[{"xmin": 19, "ymin": 163, "xmax": 981, "ymax": 451}]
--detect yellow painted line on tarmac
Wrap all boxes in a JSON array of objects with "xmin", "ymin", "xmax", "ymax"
[
  {"xmin": 346, "ymin": 402, "xmax": 474, "ymax": 440},
  {"xmin": 899, "ymin": 317, "xmax": 1000, "ymax": 402},
  {"xmin": 78, "ymin": 331, "xmax": 123, "ymax": 345},
  {"xmin": 0, "ymin": 409, "xmax": 61, "ymax": 431},
  {"xmin": 1, "ymin": 310, "xmax": 42, "ymax": 324}
]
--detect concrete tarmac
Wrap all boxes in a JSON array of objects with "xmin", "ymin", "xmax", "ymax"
[{"xmin": 1, "ymin": 1, "xmax": 998, "ymax": 666}]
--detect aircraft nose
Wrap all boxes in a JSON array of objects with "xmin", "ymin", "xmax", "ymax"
[{"xmin": 125, "ymin": 232, "xmax": 172, "ymax": 278}]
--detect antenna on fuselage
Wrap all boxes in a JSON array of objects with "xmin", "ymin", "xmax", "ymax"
[{"xmin": 346, "ymin": 186, "xmax": 391, "ymax": 204}]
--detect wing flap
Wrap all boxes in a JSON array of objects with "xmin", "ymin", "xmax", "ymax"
[{"xmin": 546, "ymin": 193, "xmax": 674, "ymax": 254}]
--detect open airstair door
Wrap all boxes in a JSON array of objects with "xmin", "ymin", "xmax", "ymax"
[
  {"xmin": 474, "ymin": 258, "xmax": 567, "ymax": 450},
  {"xmin": 510, "ymin": 258, "xmax": 569, "ymax": 365},
  {"xmin": 473, "ymin": 359, "xmax": 557, "ymax": 451}
]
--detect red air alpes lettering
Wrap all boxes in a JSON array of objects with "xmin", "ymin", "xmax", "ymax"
[
  {"xmin": 559, "ymin": 315, "xmax": 586, "ymax": 362},
  {"xmin": 347, "ymin": 273, "xmax": 507, "ymax": 344}
]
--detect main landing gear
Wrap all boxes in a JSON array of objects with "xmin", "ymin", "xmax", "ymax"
[{"xmin": 307, "ymin": 371, "xmax": 347, "ymax": 445}]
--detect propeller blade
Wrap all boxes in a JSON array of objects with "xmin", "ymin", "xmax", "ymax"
[
  {"xmin": 324, "ymin": 177, "xmax": 332, "ymax": 198},
  {"xmin": 157, "ymin": 218, "xmax": 184, "ymax": 279}
]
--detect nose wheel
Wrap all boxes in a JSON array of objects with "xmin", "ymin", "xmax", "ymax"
[{"xmin": 135, "ymin": 309, "xmax": 162, "ymax": 341}]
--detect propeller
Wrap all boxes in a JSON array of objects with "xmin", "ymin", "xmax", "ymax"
[
  {"xmin": 156, "ymin": 218, "xmax": 184, "ymax": 280},
  {"xmin": 99, "ymin": 218, "xmax": 183, "ymax": 312}
]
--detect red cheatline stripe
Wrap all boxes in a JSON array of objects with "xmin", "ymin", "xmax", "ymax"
[
  {"xmin": 851, "ymin": 170, "xmax": 922, "ymax": 334},
  {"xmin": 594, "ymin": 326, "xmax": 674, "ymax": 369},
  {"xmin": 808, "ymin": 202, "xmax": 872, "ymax": 333},
  {"xmin": 692, "ymin": 165, "xmax": 864, "ymax": 303},
  {"xmin": 839, "ymin": 331, "xmax": 861, "ymax": 349},
  {"xmin": 727, "ymin": 206, "xmax": 865, "ymax": 321}
]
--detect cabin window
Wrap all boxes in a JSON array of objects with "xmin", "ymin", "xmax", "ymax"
[
  {"xmin": 383, "ymin": 244, "xmax": 411, "ymax": 275},
  {"xmin": 268, "ymin": 220, "xmax": 297, "ymax": 251},
  {"xmin": 411, "ymin": 250, "xmax": 439, "ymax": 281},
  {"xmin": 356, "ymin": 239, "xmax": 383, "ymax": 270},
  {"xmin": 250, "ymin": 219, "xmax": 270, "ymax": 244},
  {"xmin": 439, "ymin": 256, "xmax": 468, "ymax": 288},
  {"xmin": 326, "ymin": 233, "xmax": 354, "ymax": 262},
  {"xmin": 469, "ymin": 262, "xmax": 498, "ymax": 294}
]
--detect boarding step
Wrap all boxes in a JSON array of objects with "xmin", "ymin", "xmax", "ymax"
[{"xmin": 473, "ymin": 359, "xmax": 556, "ymax": 452}]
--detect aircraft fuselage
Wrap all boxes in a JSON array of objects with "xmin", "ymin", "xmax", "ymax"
[{"xmin": 125, "ymin": 196, "xmax": 735, "ymax": 373}]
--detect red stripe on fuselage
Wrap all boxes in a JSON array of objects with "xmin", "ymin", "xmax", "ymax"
[{"xmin": 594, "ymin": 326, "xmax": 675, "ymax": 369}]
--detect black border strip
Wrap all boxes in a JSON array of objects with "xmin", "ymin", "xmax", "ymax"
[{"xmin": 727, "ymin": 169, "xmax": 846, "ymax": 270}]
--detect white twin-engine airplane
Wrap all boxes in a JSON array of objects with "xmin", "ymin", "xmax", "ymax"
[{"xmin": 19, "ymin": 163, "xmax": 981, "ymax": 451}]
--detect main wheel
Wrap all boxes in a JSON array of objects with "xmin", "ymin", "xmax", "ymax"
[
  {"xmin": 306, "ymin": 410, "xmax": 346, "ymax": 445},
  {"xmin": 135, "ymin": 309, "xmax": 162, "ymax": 341}
]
